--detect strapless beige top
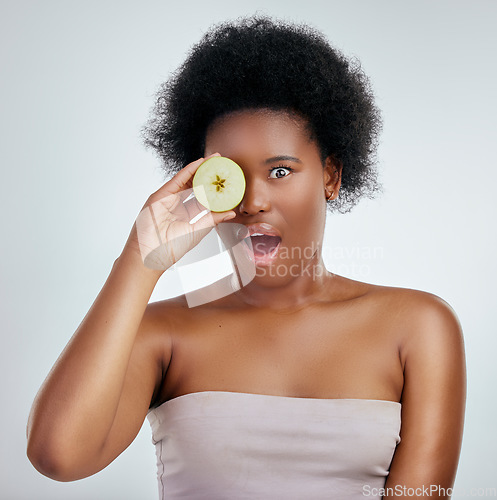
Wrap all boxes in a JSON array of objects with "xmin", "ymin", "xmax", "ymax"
[{"xmin": 147, "ymin": 391, "xmax": 401, "ymax": 499}]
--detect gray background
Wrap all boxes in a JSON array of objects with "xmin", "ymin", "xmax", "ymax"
[{"xmin": 1, "ymin": 0, "xmax": 496, "ymax": 498}]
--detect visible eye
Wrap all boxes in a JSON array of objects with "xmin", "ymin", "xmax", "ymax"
[{"xmin": 269, "ymin": 165, "xmax": 293, "ymax": 179}]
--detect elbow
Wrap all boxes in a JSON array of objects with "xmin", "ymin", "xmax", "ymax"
[
  {"xmin": 26, "ymin": 410, "xmax": 101, "ymax": 482},
  {"xmin": 26, "ymin": 435, "xmax": 85, "ymax": 482}
]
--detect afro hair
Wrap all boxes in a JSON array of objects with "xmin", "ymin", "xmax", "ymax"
[{"xmin": 143, "ymin": 16, "xmax": 382, "ymax": 213}]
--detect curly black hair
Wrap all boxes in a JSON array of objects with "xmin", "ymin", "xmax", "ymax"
[{"xmin": 143, "ymin": 16, "xmax": 382, "ymax": 213}]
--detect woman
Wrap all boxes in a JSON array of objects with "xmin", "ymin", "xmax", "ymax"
[{"xmin": 27, "ymin": 16, "xmax": 466, "ymax": 499}]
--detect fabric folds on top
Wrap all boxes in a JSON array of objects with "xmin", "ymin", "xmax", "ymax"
[{"xmin": 147, "ymin": 390, "xmax": 401, "ymax": 500}]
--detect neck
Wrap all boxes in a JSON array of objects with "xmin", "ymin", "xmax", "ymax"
[{"xmin": 231, "ymin": 256, "xmax": 333, "ymax": 312}]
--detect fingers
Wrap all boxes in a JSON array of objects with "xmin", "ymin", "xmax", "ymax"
[
  {"xmin": 156, "ymin": 153, "xmax": 221, "ymax": 198},
  {"xmin": 191, "ymin": 209, "xmax": 236, "ymax": 233},
  {"xmin": 165, "ymin": 187, "xmax": 211, "ymax": 223},
  {"xmin": 182, "ymin": 194, "xmax": 208, "ymax": 221},
  {"xmin": 148, "ymin": 186, "xmax": 234, "ymax": 228}
]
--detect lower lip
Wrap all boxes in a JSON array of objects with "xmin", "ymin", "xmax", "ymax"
[{"xmin": 242, "ymin": 238, "xmax": 281, "ymax": 266}]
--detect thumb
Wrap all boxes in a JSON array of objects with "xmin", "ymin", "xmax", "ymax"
[
  {"xmin": 218, "ymin": 211, "xmax": 237, "ymax": 223},
  {"xmin": 190, "ymin": 210, "xmax": 235, "ymax": 235}
]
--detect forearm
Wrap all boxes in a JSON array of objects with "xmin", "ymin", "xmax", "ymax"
[{"xmin": 27, "ymin": 250, "xmax": 161, "ymax": 473}]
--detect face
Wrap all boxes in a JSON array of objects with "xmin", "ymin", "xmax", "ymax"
[{"xmin": 204, "ymin": 109, "xmax": 340, "ymax": 286}]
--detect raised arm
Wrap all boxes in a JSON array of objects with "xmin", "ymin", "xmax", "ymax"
[
  {"xmin": 26, "ymin": 154, "xmax": 236, "ymax": 481},
  {"xmin": 26, "ymin": 249, "xmax": 166, "ymax": 481},
  {"xmin": 384, "ymin": 292, "xmax": 466, "ymax": 499}
]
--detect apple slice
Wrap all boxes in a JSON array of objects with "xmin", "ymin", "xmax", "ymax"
[{"xmin": 192, "ymin": 156, "xmax": 246, "ymax": 212}]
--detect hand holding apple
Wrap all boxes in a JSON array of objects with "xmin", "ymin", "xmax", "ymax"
[{"xmin": 122, "ymin": 154, "xmax": 241, "ymax": 273}]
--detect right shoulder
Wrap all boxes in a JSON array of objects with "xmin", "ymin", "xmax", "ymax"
[
  {"xmin": 132, "ymin": 295, "xmax": 192, "ymax": 408},
  {"xmin": 145, "ymin": 294, "xmax": 190, "ymax": 320},
  {"xmin": 139, "ymin": 294, "xmax": 195, "ymax": 356},
  {"xmin": 139, "ymin": 295, "xmax": 191, "ymax": 343}
]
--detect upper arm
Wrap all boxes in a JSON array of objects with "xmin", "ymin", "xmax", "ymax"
[
  {"xmin": 91, "ymin": 303, "xmax": 172, "ymax": 474},
  {"xmin": 384, "ymin": 293, "xmax": 466, "ymax": 499}
]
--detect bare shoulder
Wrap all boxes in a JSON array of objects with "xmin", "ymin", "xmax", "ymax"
[
  {"xmin": 374, "ymin": 285, "xmax": 463, "ymax": 351},
  {"xmin": 357, "ymin": 280, "xmax": 465, "ymax": 370},
  {"xmin": 352, "ymin": 277, "xmax": 458, "ymax": 313},
  {"xmin": 134, "ymin": 297, "xmax": 190, "ymax": 361},
  {"xmin": 352, "ymin": 279, "xmax": 462, "ymax": 330},
  {"xmin": 363, "ymin": 284, "xmax": 467, "ymax": 488},
  {"xmin": 139, "ymin": 295, "xmax": 191, "ymax": 346},
  {"xmin": 334, "ymin": 276, "xmax": 465, "ymax": 359},
  {"xmin": 145, "ymin": 294, "xmax": 190, "ymax": 322}
]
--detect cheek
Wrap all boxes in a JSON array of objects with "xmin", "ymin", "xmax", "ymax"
[
  {"xmin": 287, "ymin": 172, "xmax": 323, "ymax": 202},
  {"xmin": 282, "ymin": 176, "xmax": 325, "ymax": 233},
  {"xmin": 296, "ymin": 172, "xmax": 325, "ymax": 210}
]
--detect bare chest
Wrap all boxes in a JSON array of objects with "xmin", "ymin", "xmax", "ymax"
[{"xmin": 158, "ymin": 303, "xmax": 404, "ymax": 405}]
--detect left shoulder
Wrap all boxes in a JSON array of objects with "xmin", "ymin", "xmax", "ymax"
[
  {"xmin": 379, "ymin": 286, "xmax": 466, "ymax": 491},
  {"xmin": 367, "ymin": 282, "xmax": 459, "ymax": 317},
  {"xmin": 364, "ymin": 284, "xmax": 464, "ymax": 356},
  {"xmin": 387, "ymin": 287, "xmax": 464, "ymax": 364}
]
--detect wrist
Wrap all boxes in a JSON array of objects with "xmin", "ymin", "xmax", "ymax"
[{"xmin": 115, "ymin": 248, "xmax": 164, "ymax": 285}]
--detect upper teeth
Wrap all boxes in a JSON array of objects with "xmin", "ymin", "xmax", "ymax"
[{"xmin": 251, "ymin": 233, "xmax": 265, "ymax": 236}]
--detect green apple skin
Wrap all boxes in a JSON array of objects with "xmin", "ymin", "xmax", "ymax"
[{"xmin": 192, "ymin": 157, "xmax": 246, "ymax": 212}]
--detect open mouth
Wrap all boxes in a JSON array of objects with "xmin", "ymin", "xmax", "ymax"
[
  {"xmin": 243, "ymin": 234, "xmax": 282, "ymax": 265},
  {"xmin": 250, "ymin": 234, "xmax": 281, "ymax": 256}
]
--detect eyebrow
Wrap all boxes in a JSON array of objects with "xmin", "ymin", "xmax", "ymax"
[{"xmin": 263, "ymin": 155, "xmax": 302, "ymax": 164}]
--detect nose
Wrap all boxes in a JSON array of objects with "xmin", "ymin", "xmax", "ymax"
[{"xmin": 237, "ymin": 176, "xmax": 271, "ymax": 215}]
